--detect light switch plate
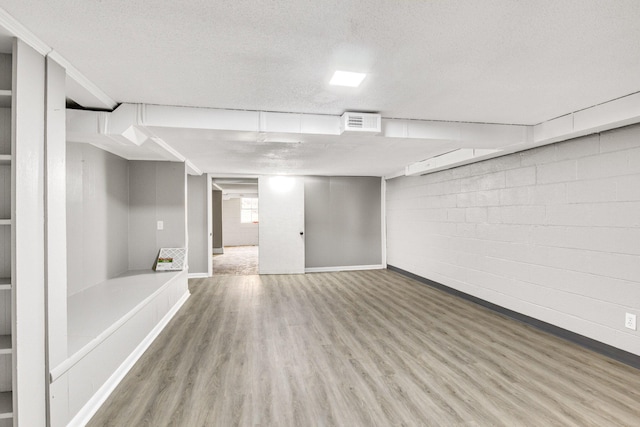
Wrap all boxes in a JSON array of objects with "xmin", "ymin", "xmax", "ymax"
[{"xmin": 157, "ymin": 220, "xmax": 164, "ymax": 230}]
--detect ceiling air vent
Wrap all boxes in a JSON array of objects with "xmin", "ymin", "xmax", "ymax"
[{"xmin": 340, "ymin": 112, "xmax": 381, "ymax": 135}]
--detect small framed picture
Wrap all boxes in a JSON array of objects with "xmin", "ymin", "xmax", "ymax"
[{"xmin": 155, "ymin": 248, "xmax": 186, "ymax": 271}]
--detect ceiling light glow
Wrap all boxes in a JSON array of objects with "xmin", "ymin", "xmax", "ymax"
[
  {"xmin": 329, "ymin": 70, "xmax": 366, "ymax": 87},
  {"xmin": 269, "ymin": 176, "xmax": 295, "ymax": 192}
]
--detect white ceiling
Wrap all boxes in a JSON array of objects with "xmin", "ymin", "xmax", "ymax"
[
  {"xmin": 148, "ymin": 126, "xmax": 455, "ymax": 177},
  {"xmin": 2, "ymin": 1, "xmax": 640, "ymax": 176}
]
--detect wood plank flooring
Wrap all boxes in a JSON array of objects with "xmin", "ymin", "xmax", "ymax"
[{"xmin": 88, "ymin": 270, "xmax": 640, "ymax": 426}]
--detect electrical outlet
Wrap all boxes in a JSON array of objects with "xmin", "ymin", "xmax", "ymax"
[
  {"xmin": 625, "ymin": 313, "xmax": 636, "ymax": 330},
  {"xmin": 157, "ymin": 220, "xmax": 164, "ymax": 230}
]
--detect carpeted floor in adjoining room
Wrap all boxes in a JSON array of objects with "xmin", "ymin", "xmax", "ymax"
[{"xmin": 212, "ymin": 245, "xmax": 259, "ymax": 275}]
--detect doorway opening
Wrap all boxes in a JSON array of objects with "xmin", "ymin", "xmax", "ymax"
[{"xmin": 211, "ymin": 178, "xmax": 259, "ymax": 275}]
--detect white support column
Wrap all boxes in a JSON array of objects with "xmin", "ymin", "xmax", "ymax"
[
  {"xmin": 12, "ymin": 38, "xmax": 47, "ymax": 426},
  {"xmin": 207, "ymin": 174, "xmax": 213, "ymax": 277},
  {"xmin": 45, "ymin": 55, "xmax": 68, "ymax": 426},
  {"xmin": 380, "ymin": 178, "xmax": 387, "ymax": 268}
]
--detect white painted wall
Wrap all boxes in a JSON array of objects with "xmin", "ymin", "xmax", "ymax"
[
  {"xmin": 66, "ymin": 143, "xmax": 129, "ymax": 295},
  {"xmin": 222, "ymin": 198, "xmax": 259, "ymax": 246},
  {"xmin": 386, "ymin": 124, "xmax": 640, "ymax": 356}
]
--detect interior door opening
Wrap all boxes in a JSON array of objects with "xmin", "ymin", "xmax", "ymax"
[{"xmin": 211, "ymin": 177, "xmax": 259, "ymax": 275}]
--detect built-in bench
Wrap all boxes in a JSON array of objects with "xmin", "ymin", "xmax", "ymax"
[{"xmin": 50, "ymin": 269, "xmax": 189, "ymax": 426}]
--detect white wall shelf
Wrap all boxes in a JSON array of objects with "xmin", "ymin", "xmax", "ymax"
[
  {"xmin": 0, "ymin": 392, "xmax": 12, "ymax": 419},
  {"xmin": 0, "ymin": 48, "xmax": 13, "ymax": 427},
  {"xmin": 0, "ymin": 336, "xmax": 10, "ymax": 355},
  {"xmin": 0, "ymin": 90, "xmax": 10, "ymax": 108}
]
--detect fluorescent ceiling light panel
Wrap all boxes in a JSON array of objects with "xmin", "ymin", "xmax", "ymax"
[{"xmin": 330, "ymin": 70, "xmax": 366, "ymax": 87}]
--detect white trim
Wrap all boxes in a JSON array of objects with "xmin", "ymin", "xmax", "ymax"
[
  {"xmin": 305, "ymin": 264, "xmax": 385, "ymax": 273},
  {"xmin": 0, "ymin": 8, "xmax": 49, "ymax": 55},
  {"xmin": 147, "ymin": 132, "xmax": 203, "ymax": 175},
  {"xmin": 381, "ymin": 178, "xmax": 387, "ymax": 268},
  {"xmin": 186, "ymin": 160, "xmax": 202, "ymax": 176},
  {"xmin": 66, "ymin": 290, "xmax": 190, "ymax": 427},
  {"xmin": 188, "ymin": 272, "xmax": 208, "ymax": 279},
  {"xmin": 48, "ymin": 51, "xmax": 117, "ymax": 109},
  {"xmin": 207, "ymin": 173, "xmax": 213, "ymax": 277},
  {"xmin": 0, "ymin": 9, "xmax": 118, "ymax": 110},
  {"xmin": 50, "ymin": 272, "xmax": 184, "ymax": 382}
]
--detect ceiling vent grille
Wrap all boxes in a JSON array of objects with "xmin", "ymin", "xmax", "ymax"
[{"xmin": 340, "ymin": 112, "xmax": 381, "ymax": 135}]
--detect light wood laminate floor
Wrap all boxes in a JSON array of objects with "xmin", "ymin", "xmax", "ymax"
[{"xmin": 88, "ymin": 270, "xmax": 640, "ymax": 426}]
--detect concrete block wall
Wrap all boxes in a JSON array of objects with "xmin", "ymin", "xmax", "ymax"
[{"xmin": 386, "ymin": 124, "xmax": 640, "ymax": 356}]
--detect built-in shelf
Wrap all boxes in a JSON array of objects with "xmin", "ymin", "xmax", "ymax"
[
  {"xmin": 0, "ymin": 336, "xmax": 10, "ymax": 355},
  {"xmin": 0, "ymin": 90, "xmax": 10, "ymax": 109},
  {"xmin": 0, "ymin": 51, "xmax": 12, "ymax": 425},
  {"xmin": 0, "ymin": 391, "xmax": 11, "ymax": 419}
]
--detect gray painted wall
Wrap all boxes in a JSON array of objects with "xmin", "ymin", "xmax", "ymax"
[
  {"xmin": 386, "ymin": 124, "xmax": 640, "ymax": 356},
  {"xmin": 67, "ymin": 148, "xmax": 188, "ymax": 286},
  {"xmin": 212, "ymin": 190, "xmax": 223, "ymax": 250},
  {"xmin": 129, "ymin": 161, "xmax": 187, "ymax": 270},
  {"xmin": 187, "ymin": 175, "xmax": 208, "ymax": 274},
  {"xmin": 222, "ymin": 198, "xmax": 259, "ymax": 246},
  {"xmin": 66, "ymin": 143, "xmax": 129, "ymax": 295},
  {"xmin": 305, "ymin": 176, "xmax": 382, "ymax": 268}
]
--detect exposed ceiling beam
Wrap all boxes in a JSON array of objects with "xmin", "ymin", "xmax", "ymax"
[{"xmin": 65, "ymin": 89, "xmax": 640, "ymax": 178}]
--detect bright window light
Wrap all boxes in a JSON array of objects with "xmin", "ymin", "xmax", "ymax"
[
  {"xmin": 329, "ymin": 70, "xmax": 366, "ymax": 87},
  {"xmin": 240, "ymin": 197, "xmax": 259, "ymax": 223}
]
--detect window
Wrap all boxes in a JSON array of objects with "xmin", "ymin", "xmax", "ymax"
[{"xmin": 240, "ymin": 198, "xmax": 259, "ymax": 223}]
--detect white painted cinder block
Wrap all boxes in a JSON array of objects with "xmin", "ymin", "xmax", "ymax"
[
  {"xmin": 465, "ymin": 207, "xmax": 488, "ymax": 223},
  {"xmin": 628, "ymin": 148, "xmax": 640, "ymax": 174},
  {"xmin": 386, "ymin": 123, "xmax": 640, "ymax": 356},
  {"xmin": 556, "ymin": 134, "xmax": 600, "ymax": 160},
  {"xmin": 576, "ymin": 150, "xmax": 631, "ymax": 180},
  {"xmin": 506, "ymin": 166, "xmax": 536, "ymax": 187},
  {"xmin": 567, "ymin": 178, "xmax": 617, "ymax": 203},
  {"xmin": 532, "ymin": 183, "xmax": 567, "ymax": 205},
  {"xmin": 616, "ymin": 174, "xmax": 640, "ymax": 201},
  {"xmin": 599, "ymin": 125, "xmax": 640, "ymax": 153},
  {"xmin": 500, "ymin": 187, "xmax": 534, "ymax": 206},
  {"xmin": 520, "ymin": 144, "xmax": 557, "ymax": 166},
  {"xmin": 536, "ymin": 159, "xmax": 577, "ymax": 184}
]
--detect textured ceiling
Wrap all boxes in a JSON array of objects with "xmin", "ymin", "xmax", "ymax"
[{"xmin": 1, "ymin": 1, "xmax": 640, "ymax": 125}]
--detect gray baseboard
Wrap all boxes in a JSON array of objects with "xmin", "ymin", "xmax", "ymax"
[{"xmin": 387, "ymin": 265, "xmax": 640, "ymax": 371}]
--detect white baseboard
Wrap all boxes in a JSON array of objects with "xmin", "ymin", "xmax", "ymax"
[
  {"xmin": 212, "ymin": 247, "xmax": 224, "ymax": 254},
  {"xmin": 67, "ymin": 291, "xmax": 190, "ymax": 427},
  {"xmin": 188, "ymin": 272, "xmax": 209, "ymax": 278},
  {"xmin": 305, "ymin": 264, "xmax": 385, "ymax": 273}
]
